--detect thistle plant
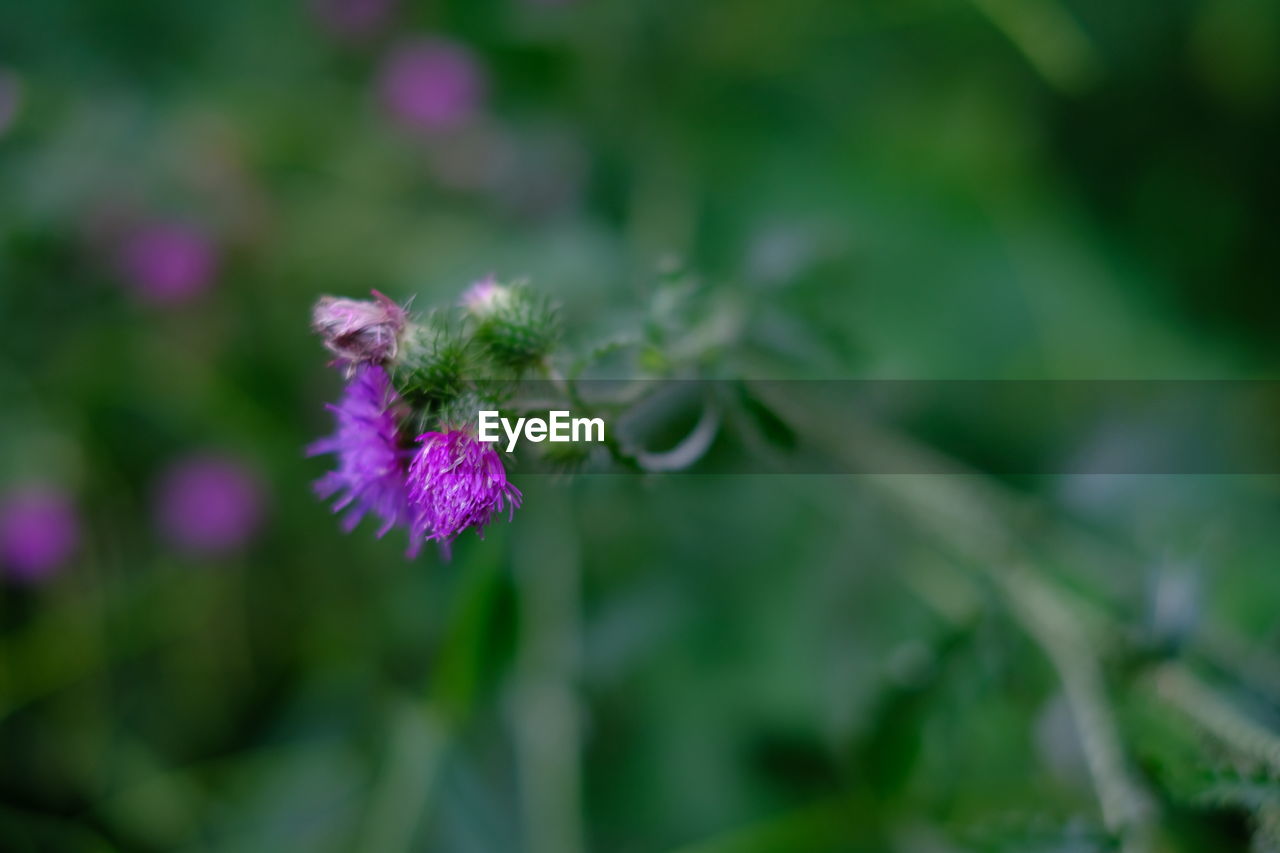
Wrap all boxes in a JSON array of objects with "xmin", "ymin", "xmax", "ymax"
[
  {"xmin": 304, "ymin": 276, "xmax": 1280, "ymax": 852},
  {"xmin": 307, "ymin": 275, "xmax": 723, "ymax": 557}
]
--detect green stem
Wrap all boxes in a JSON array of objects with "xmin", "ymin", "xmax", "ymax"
[
  {"xmin": 1003, "ymin": 570, "xmax": 1158, "ymax": 848},
  {"xmin": 1147, "ymin": 664, "xmax": 1280, "ymax": 774}
]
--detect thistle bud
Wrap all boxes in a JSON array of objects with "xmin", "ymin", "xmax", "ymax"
[
  {"xmin": 312, "ymin": 289, "xmax": 407, "ymax": 372},
  {"xmin": 463, "ymin": 278, "xmax": 559, "ymax": 372},
  {"xmin": 459, "ymin": 275, "xmax": 512, "ymax": 317},
  {"xmin": 394, "ymin": 313, "xmax": 472, "ymax": 408}
]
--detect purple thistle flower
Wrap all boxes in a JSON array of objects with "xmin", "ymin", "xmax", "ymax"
[
  {"xmin": 407, "ymin": 429, "xmax": 521, "ymax": 558},
  {"xmin": 155, "ymin": 454, "xmax": 266, "ymax": 556},
  {"xmin": 378, "ymin": 38, "xmax": 486, "ymax": 134},
  {"xmin": 308, "ymin": 364, "xmax": 422, "ymax": 556},
  {"xmin": 116, "ymin": 222, "xmax": 219, "ymax": 304},
  {"xmin": 0, "ymin": 486, "xmax": 80, "ymax": 584}
]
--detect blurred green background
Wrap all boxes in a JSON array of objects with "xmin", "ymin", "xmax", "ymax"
[{"xmin": 3, "ymin": 1, "xmax": 1280, "ymax": 851}]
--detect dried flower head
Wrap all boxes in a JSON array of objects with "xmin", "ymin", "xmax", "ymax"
[
  {"xmin": 308, "ymin": 364, "xmax": 422, "ymax": 556},
  {"xmin": 407, "ymin": 428, "xmax": 521, "ymax": 558},
  {"xmin": 312, "ymin": 290, "xmax": 407, "ymax": 372}
]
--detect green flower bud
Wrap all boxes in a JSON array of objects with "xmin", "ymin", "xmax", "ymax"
[
  {"xmin": 462, "ymin": 278, "xmax": 560, "ymax": 372},
  {"xmin": 393, "ymin": 313, "xmax": 472, "ymax": 409}
]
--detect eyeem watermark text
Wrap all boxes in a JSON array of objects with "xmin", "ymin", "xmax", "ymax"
[{"xmin": 478, "ymin": 410, "xmax": 606, "ymax": 452}]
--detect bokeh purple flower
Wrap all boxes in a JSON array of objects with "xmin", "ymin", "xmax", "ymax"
[
  {"xmin": 310, "ymin": 0, "xmax": 397, "ymax": 40},
  {"xmin": 155, "ymin": 454, "xmax": 266, "ymax": 556},
  {"xmin": 408, "ymin": 429, "xmax": 521, "ymax": 558},
  {"xmin": 117, "ymin": 222, "xmax": 219, "ymax": 305},
  {"xmin": 0, "ymin": 70, "xmax": 22, "ymax": 137},
  {"xmin": 308, "ymin": 364, "xmax": 422, "ymax": 555},
  {"xmin": 378, "ymin": 38, "xmax": 486, "ymax": 134},
  {"xmin": 0, "ymin": 486, "xmax": 80, "ymax": 584},
  {"xmin": 312, "ymin": 289, "xmax": 407, "ymax": 373}
]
